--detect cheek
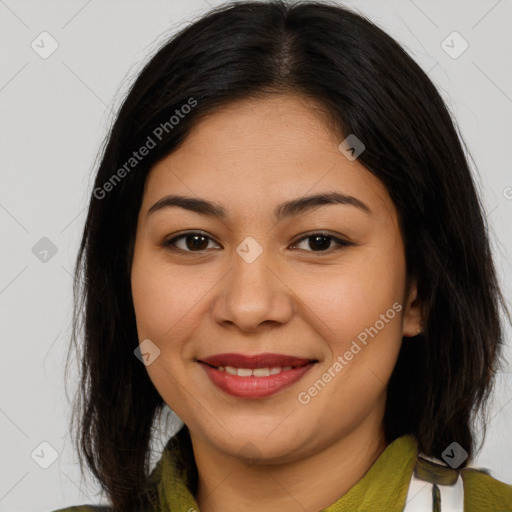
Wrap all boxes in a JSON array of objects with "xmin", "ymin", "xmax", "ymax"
[
  {"xmin": 306, "ymin": 257, "xmax": 404, "ymax": 325},
  {"xmin": 130, "ymin": 252, "xmax": 200, "ymax": 414},
  {"xmin": 131, "ymin": 266, "xmax": 171, "ymax": 340},
  {"xmin": 131, "ymin": 249, "xmax": 218, "ymax": 354},
  {"xmin": 294, "ymin": 267, "xmax": 404, "ymax": 426},
  {"xmin": 295, "ymin": 238, "xmax": 406, "ymax": 366},
  {"xmin": 131, "ymin": 249, "xmax": 189, "ymax": 341}
]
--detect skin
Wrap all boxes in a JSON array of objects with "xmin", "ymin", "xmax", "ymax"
[{"xmin": 131, "ymin": 94, "xmax": 423, "ymax": 512}]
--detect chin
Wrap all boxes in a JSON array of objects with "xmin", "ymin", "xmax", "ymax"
[{"xmin": 212, "ymin": 428, "xmax": 310, "ymax": 465}]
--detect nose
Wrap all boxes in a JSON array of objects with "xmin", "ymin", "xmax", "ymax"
[{"xmin": 211, "ymin": 244, "xmax": 295, "ymax": 333}]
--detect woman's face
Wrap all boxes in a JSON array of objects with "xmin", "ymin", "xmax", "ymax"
[{"xmin": 131, "ymin": 94, "xmax": 422, "ymax": 463}]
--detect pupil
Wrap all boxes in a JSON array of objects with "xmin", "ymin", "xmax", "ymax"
[
  {"xmin": 310, "ymin": 235, "xmax": 330, "ymax": 251},
  {"xmin": 187, "ymin": 235, "xmax": 208, "ymax": 251}
]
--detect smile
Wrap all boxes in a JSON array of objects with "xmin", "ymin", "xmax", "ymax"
[
  {"xmin": 197, "ymin": 353, "xmax": 317, "ymax": 399},
  {"xmin": 216, "ymin": 365, "xmax": 295, "ymax": 376}
]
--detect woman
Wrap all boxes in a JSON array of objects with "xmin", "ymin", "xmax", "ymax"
[{"xmin": 55, "ymin": 1, "xmax": 512, "ymax": 511}]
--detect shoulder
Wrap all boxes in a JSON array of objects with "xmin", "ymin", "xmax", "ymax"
[{"xmin": 461, "ymin": 467, "xmax": 512, "ymax": 510}]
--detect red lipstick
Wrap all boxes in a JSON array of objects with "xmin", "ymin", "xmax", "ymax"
[{"xmin": 198, "ymin": 353, "xmax": 316, "ymax": 399}]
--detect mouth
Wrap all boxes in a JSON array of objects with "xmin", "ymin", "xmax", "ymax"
[{"xmin": 197, "ymin": 353, "xmax": 318, "ymax": 399}]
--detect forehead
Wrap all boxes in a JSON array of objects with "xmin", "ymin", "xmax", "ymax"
[{"xmin": 142, "ymin": 94, "xmax": 395, "ymax": 222}]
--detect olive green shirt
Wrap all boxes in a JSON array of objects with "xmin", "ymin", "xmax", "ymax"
[{"xmin": 54, "ymin": 434, "xmax": 512, "ymax": 511}]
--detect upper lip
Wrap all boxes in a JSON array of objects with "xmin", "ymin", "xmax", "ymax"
[{"xmin": 198, "ymin": 353, "xmax": 316, "ymax": 369}]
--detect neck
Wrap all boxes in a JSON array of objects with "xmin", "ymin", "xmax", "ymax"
[{"xmin": 193, "ymin": 415, "xmax": 388, "ymax": 512}]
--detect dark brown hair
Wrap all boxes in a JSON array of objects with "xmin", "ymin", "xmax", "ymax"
[{"xmin": 67, "ymin": 1, "xmax": 510, "ymax": 510}]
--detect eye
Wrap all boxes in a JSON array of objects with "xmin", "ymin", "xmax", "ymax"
[
  {"xmin": 162, "ymin": 231, "xmax": 352, "ymax": 254},
  {"xmin": 163, "ymin": 231, "xmax": 221, "ymax": 252},
  {"xmin": 291, "ymin": 232, "xmax": 353, "ymax": 253}
]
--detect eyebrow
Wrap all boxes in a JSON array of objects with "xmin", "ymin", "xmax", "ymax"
[{"xmin": 146, "ymin": 192, "xmax": 371, "ymax": 221}]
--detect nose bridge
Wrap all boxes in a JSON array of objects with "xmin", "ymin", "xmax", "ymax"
[
  {"xmin": 233, "ymin": 235, "xmax": 273, "ymax": 292},
  {"xmin": 212, "ymin": 235, "xmax": 293, "ymax": 330},
  {"xmin": 231, "ymin": 235, "xmax": 278, "ymax": 308}
]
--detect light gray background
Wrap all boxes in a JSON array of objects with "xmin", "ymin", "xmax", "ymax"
[{"xmin": 1, "ymin": 0, "xmax": 511, "ymax": 510}]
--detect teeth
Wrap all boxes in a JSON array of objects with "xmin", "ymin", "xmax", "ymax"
[
  {"xmin": 253, "ymin": 367, "xmax": 270, "ymax": 377},
  {"xmin": 220, "ymin": 365, "xmax": 296, "ymax": 377}
]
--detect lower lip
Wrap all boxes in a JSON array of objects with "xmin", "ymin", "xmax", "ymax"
[{"xmin": 199, "ymin": 362, "xmax": 316, "ymax": 399}]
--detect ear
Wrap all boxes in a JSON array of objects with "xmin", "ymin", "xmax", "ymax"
[{"xmin": 402, "ymin": 278, "xmax": 423, "ymax": 337}]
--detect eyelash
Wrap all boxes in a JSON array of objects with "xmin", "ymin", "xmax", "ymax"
[{"xmin": 162, "ymin": 231, "xmax": 353, "ymax": 255}]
